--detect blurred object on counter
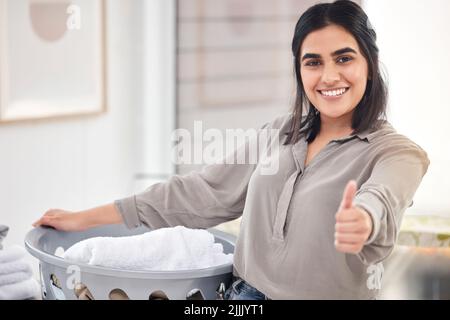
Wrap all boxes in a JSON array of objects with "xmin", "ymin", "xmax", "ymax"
[{"xmin": 398, "ymin": 215, "xmax": 450, "ymax": 248}]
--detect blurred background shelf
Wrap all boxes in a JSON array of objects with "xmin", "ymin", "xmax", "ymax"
[
  {"xmin": 398, "ymin": 215, "xmax": 450, "ymax": 248},
  {"xmin": 381, "ymin": 215, "xmax": 450, "ymax": 300}
]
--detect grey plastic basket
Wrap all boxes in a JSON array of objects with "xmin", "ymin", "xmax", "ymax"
[{"xmin": 24, "ymin": 225, "xmax": 236, "ymax": 300}]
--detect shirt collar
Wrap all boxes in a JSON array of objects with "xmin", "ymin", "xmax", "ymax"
[
  {"xmin": 283, "ymin": 120, "xmax": 388, "ymax": 144},
  {"xmin": 354, "ymin": 128, "xmax": 372, "ymax": 142},
  {"xmin": 354, "ymin": 119, "xmax": 389, "ymax": 143},
  {"xmin": 332, "ymin": 126, "xmax": 374, "ymax": 144}
]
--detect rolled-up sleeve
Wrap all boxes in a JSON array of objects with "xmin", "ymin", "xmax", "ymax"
[
  {"xmin": 353, "ymin": 144, "xmax": 430, "ymax": 265},
  {"xmin": 114, "ymin": 122, "xmax": 273, "ymax": 230}
]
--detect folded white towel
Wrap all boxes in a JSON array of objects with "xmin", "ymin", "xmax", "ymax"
[
  {"xmin": 0, "ymin": 244, "xmax": 34, "ymax": 290},
  {"xmin": 0, "ymin": 271, "xmax": 32, "ymax": 287},
  {"xmin": 0, "ymin": 259, "xmax": 32, "ymax": 276},
  {"xmin": 0, "ymin": 278, "xmax": 40, "ymax": 300},
  {"xmin": 0, "ymin": 225, "xmax": 8, "ymax": 250},
  {"xmin": 63, "ymin": 226, "xmax": 233, "ymax": 271},
  {"xmin": 0, "ymin": 245, "xmax": 26, "ymax": 264}
]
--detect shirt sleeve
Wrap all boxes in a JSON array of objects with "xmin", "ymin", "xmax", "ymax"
[
  {"xmin": 353, "ymin": 143, "xmax": 430, "ymax": 265},
  {"xmin": 114, "ymin": 121, "xmax": 275, "ymax": 230}
]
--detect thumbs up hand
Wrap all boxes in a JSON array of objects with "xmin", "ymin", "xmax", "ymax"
[{"xmin": 334, "ymin": 180, "xmax": 373, "ymax": 254}]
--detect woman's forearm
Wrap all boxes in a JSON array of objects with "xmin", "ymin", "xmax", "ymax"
[{"xmin": 79, "ymin": 203, "xmax": 123, "ymax": 229}]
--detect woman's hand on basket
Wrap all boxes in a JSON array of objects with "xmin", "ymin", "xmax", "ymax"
[
  {"xmin": 32, "ymin": 209, "xmax": 87, "ymax": 232},
  {"xmin": 33, "ymin": 204, "xmax": 123, "ymax": 232}
]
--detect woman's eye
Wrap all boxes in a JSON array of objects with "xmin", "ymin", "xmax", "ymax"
[
  {"xmin": 337, "ymin": 56, "xmax": 353, "ymax": 64},
  {"xmin": 305, "ymin": 60, "xmax": 321, "ymax": 67}
]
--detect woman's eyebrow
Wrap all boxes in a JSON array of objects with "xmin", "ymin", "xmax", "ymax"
[
  {"xmin": 301, "ymin": 47, "xmax": 357, "ymax": 61},
  {"xmin": 332, "ymin": 47, "xmax": 357, "ymax": 56}
]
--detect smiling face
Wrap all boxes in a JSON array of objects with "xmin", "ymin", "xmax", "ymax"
[{"xmin": 300, "ymin": 24, "xmax": 369, "ymax": 124}]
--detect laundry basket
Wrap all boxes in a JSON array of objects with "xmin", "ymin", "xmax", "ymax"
[{"xmin": 24, "ymin": 224, "xmax": 236, "ymax": 300}]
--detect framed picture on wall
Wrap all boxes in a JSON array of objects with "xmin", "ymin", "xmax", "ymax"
[{"xmin": 0, "ymin": 0, "xmax": 106, "ymax": 123}]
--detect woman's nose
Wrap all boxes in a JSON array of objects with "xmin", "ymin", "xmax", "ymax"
[{"xmin": 321, "ymin": 64, "xmax": 341, "ymax": 85}]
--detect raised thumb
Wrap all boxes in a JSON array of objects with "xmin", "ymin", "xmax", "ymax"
[{"xmin": 339, "ymin": 180, "xmax": 357, "ymax": 211}]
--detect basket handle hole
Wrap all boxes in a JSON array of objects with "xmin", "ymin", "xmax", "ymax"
[
  {"xmin": 186, "ymin": 288, "xmax": 205, "ymax": 300},
  {"xmin": 149, "ymin": 290, "xmax": 169, "ymax": 300},
  {"xmin": 74, "ymin": 283, "xmax": 95, "ymax": 300},
  {"xmin": 49, "ymin": 274, "xmax": 66, "ymax": 300},
  {"xmin": 109, "ymin": 288, "xmax": 130, "ymax": 300}
]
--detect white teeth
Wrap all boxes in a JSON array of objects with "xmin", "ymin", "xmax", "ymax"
[{"xmin": 320, "ymin": 88, "xmax": 347, "ymax": 97}]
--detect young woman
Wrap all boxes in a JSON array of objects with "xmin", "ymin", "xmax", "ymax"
[{"xmin": 33, "ymin": 0, "xmax": 429, "ymax": 300}]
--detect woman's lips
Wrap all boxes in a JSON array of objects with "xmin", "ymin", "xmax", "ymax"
[{"xmin": 317, "ymin": 87, "xmax": 350, "ymax": 100}]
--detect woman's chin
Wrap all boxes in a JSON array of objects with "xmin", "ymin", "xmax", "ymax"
[{"xmin": 317, "ymin": 110, "xmax": 350, "ymax": 119}]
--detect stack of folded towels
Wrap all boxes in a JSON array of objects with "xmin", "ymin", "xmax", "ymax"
[
  {"xmin": 0, "ymin": 225, "xmax": 40, "ymax": 300},
  {"xmin": 63, "ymin": 226, "xmax": 233, "ymax": 271}
]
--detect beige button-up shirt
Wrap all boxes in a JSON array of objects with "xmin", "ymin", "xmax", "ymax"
[{"xmin": 115, "ymin": 113, "xmax": 429, "ymax": 299}]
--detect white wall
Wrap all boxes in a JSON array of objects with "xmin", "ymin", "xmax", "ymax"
[
  {"xmin": 0, "ymin": 0, "xmax": 175, "ymax": 255},
  {"xmin": 363, "ymin": 0, "xmax": 450, "ymax": 217},
  {"xmin": 135, "ymin": 0, "xmax": 176, "ymax": 190}
]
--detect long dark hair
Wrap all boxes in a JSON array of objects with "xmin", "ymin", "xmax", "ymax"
[{"xmin": 284, "ymin": 0, "xmax": 388, "ymax": 145}]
